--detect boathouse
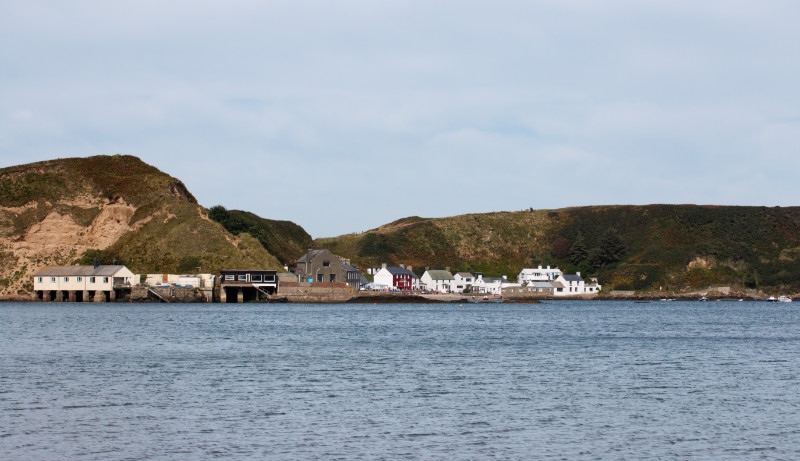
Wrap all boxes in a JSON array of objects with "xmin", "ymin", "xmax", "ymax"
[
  {"xmin": 33, "ymin": 264, "xmax": 136, "ymax": 302},
  {"xmin": 219, "ymin": 269, "xmax": 277, "ymax": 303}
]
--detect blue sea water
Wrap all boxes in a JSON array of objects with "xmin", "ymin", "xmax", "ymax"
[{"xmin": 2, "ymin": 300, "xmax": 800, "ymax": 459}]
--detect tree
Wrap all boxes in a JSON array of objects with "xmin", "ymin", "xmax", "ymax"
[
  {"xmin": 596, "ymin": 228, "xmax": 625, "ymax": 266},
  {"xmin": 569, "ymin": 232, "xmax": 589, "ymax": 265}
]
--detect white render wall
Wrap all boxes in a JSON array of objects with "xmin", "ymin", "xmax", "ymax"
[
  {"xmin": 373, "ymin": 268, "xmax": 396, "ymax": 289},
  {"xmin": 420, "ymin": 272, "xmax": 452, "ymax": 293},
  {"xmin": 518, "ymin": 266, "xmax": 563, "ymax": 283},
  {"xmin": 34, "ymin": 266, "xmax": 135, "ymax": 292}
]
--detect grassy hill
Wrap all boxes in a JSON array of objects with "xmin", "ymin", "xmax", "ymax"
[
  {"xmin": 0, "ymin": 155, "xmax": 289, "ymax": 294},
  {"xmin": 316, "ymin": 205, "xmax": 800, "ymax": 294},
  {"xmin": 208, "ymin": 206, "xmax": 312, "ymax": 265}
]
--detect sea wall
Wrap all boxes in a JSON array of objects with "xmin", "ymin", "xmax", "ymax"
[{"xmin": 278, "ymin": 281, "xmax": 356, "ymax": 303}]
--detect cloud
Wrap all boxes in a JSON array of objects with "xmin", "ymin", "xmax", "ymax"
[{"xmin": 1, "ymin": 1, "xmax": 799, "ymax": 236}]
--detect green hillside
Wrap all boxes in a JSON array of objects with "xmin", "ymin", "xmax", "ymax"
[
  {"xmin": 208, "ymin": 206, "xmax": 312, "ymax": 265},
  {"xmin": 316, "ymin": 205, "xmax": 800, "ymax": 293}
]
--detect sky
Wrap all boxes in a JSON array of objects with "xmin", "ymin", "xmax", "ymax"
[{"xmin": 1, "ymin": 1, "xmax": 799, "ymax": 238}]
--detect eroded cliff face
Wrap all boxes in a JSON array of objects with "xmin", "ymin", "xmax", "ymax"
[
  {"xmin": 1, "ymin": 197, "xmax": 144, "ymax": 294},
  {"xmin": 0, "ymin": 155, "xmax": 284, "ymax": 295}
]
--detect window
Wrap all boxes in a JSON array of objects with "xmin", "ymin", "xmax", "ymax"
[
  {"xmin": 323, "ymin": 261, "xmax": 330, "ymax": 267},
  {"xmin": 64, "ymin": 277, "xmax": 69, "ymax": 282},
  {"xmin": 265, "ymin": 275, "xmax": 275, "ymax": 282},
  {"xmin": 251, "ymin": 275, "xmax": 262, "ymax": 282},
  {"xmin": 329, "ymin": 274, "xmax": 336, "ymax": 282},
  {"xmin": 238, "ymin": 275, "xmax": 247, "ymax": 281},
  {"xmin": 77, "ymin": 277, "xmax": 82, "ymax": 282},
  {"xmin": 51, "ymin": 277, "xmax": 56, "ymax": 282},
  {"xmin": 103, "ymin": 277, "xmax": 109, "ymax": 283},
  {"xmin": 317, "ymin": 274, "xmax": 323, "ymax": 282},
  {"xmin": 89, "ymin": 277, "xmax": 96, "ymax": 283},
  {"xmin": 37, "ymin": 277, "xmax": 43, "ymax": 283},
  {"xmin": 225, "ymin": 275, "xmax": 235, "ymax": 281}
]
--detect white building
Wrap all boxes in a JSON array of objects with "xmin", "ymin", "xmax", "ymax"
[
  {"xmin": 420, "ymin": 269, "xmax": 455, "ymax": 293},
  {"xmin": 551, "ymin": 272, "xmax": 602, "ymax": 296},
  {"xmin": 472, "ymin": 274, "xmax": 520, "ymax": 295},
  {"xmin": 452, "ymin": 272, "xmax": 475, "ymax": 293},
  {"xmin": 373, "ymin": 264, "xmax": 415, "ymax": 290},
  {"xmin": 33, "ymin": 265, "xmax": 136, "ymax": 302},
  {"xmin": 518, "ymin": 265, "xmax": 563, "ymax": 283}
]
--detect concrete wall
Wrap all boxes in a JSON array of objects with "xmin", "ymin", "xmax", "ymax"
[
  {"xmin": 503, "ymin": 286, "xmax": 554, "ymax": 297},
  {"xmin": 131, "ymin": 285, "xmax": 209, "ymax": 303}
]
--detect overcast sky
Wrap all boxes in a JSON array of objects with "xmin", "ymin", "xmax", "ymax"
[{"xmin": 1, "ymin": 1, "xmax": 799, "ymax": 237}]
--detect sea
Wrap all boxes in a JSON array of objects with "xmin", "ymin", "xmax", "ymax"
[{"xmin": 2, "ymin": 300, "xmax": 800, "ymax": 460}]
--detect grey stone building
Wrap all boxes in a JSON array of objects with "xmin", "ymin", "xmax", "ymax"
[{"xmin": 295, "ymin": 248, "xmax": 362, "ymax": 290}]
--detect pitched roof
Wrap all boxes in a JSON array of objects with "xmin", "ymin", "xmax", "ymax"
[
  {"xmin": 563, "ymin": 274, "xmax": 584, "ymax": 282},
  {"xmin": 33, "ymin": 265, "xmax": 129, "ymax": 277},
  {"xmin": 529, "ymin": 281, "xmax": 554, "ymax": 288},
  {"xmin": 426, "ymin": 270, "xmax": 454, "ymax": 280},
  {"xmin": 385, "ymin": 266, "xmax": 414, "ymax": 276},
  {"xmin": 341, "ymin": 263, "xmax": 360, "ymax": 273},
  {"xmin": 296, "ymin": 249, "xmax": 326, "ymax": 263},
  {"xmin": 456, "ymin": 272, "xmax": 474, "ymax": 278},
  {"xmin": 481, "ymin": 277, "xmax": 501, "ymax": 284}
]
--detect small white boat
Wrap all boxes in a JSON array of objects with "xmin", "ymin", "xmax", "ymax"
[
  {"xmin": 699, "ymin": 296, "xmax": 709, "ymax": 302},
  {"xmin": 777, "ymin": 296, "xmax": 793, "ymax": 303}
]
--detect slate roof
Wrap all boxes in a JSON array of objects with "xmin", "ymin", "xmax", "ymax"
[
  {"xmin": 562, "ymin": 274, "xmax": 584, "ymax": 282},
  {"xmin": 296, "ymin": 249, "xmax": 326, "ymax": 263},
  {"xmin": 386, "ymin": 266, "xmax": 415, "ymax": 276},
  {"xmin": 426, "ymin": 270, "xmax": 454, "ymax": 280},
  {"xmin": 33, "ymin": 265, "xmax": 128, "ymax": 277},
  {"xmin": 481, "ymin": 277, "xmax": 506, "ymax": 284},
  {"xmin": 529, "ymin": 281, "xmax": 554, "ymax": 288},
  {"xmin": 341, "ymin": 263, "xmax": 361, "ymax": 273},
  {"xmin": 456, "ymin": 272, "xmax": 474, "ymax": 278}
]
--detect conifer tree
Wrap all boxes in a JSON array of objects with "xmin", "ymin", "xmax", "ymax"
[{"xmin": 569, "ymin": 232, "xmax": 589, "ymax": 265}]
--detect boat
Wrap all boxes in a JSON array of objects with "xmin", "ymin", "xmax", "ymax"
[
  {"xmin": 699, "ymin": 296, "xmax": 709, "ymax": 302},
  {"xmin": 767, "ymin": 296, "xmax": 777, "ymax": 302},
  {"xmin": 778, "ymin": 295, "xmax": 793, "ymax": 303}
]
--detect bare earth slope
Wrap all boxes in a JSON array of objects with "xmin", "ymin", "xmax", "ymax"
[{"xmin": 0, "ymin": 155, "xmax": 281, "ymax": 295}]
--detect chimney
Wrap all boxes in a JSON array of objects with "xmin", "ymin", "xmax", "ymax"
[
  {"xmin": 576, "ymin": 272, "xmax": 581, "ymax": 276},
  {"xmin": 306, "ymin": 247, "xmax": 314, "ymax": 274},
  {"xmin": 407, "ymin": 265, "xmax": 413, "ymax": 273},
  {"xmin": 547, "ymin": 265, "xmax": 550, "ymax": 269},
  {"xmin": 425, "ymin": 266, "xmax": 429, "ymax": 271},
  {"xmin": 400, "ymin": 263, "xmax": 405, "ymax": 269},
  {"xmin": 538, "ymin": 265, "xmax": 542, "ymax": 269},
  {"xmin": 502, "ymin": 275, "xmax": 508, "ymax": 280},
  {"xmin": 382, "ymin": 263, "xmax": 387, "ymax": 269},
  {"xmin": 445, "ymin": 267, "xmax": 450, "ymax": 273},
  {"xmin": 94, "ymin": 257, "xmax": 99, "ymax": 269}
]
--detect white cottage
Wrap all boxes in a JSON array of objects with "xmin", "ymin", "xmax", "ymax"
[
  {"xmin": 420, "ymin": 269, "xmax": 455, "ymax": 293},
  {"xmin": 373, "ymin": 264, "xmax": 415, "ymax": 290},
  {"xmin": 472, "ymin": 274, "xmax": 520, "ymax": 295},
  {"xmin": 551, "ymin": 272, "xmax": 601, "ymax": 296},
  {"xmin": 452, "ymin": 272, "xmax": 475, "ymax": 293}
]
